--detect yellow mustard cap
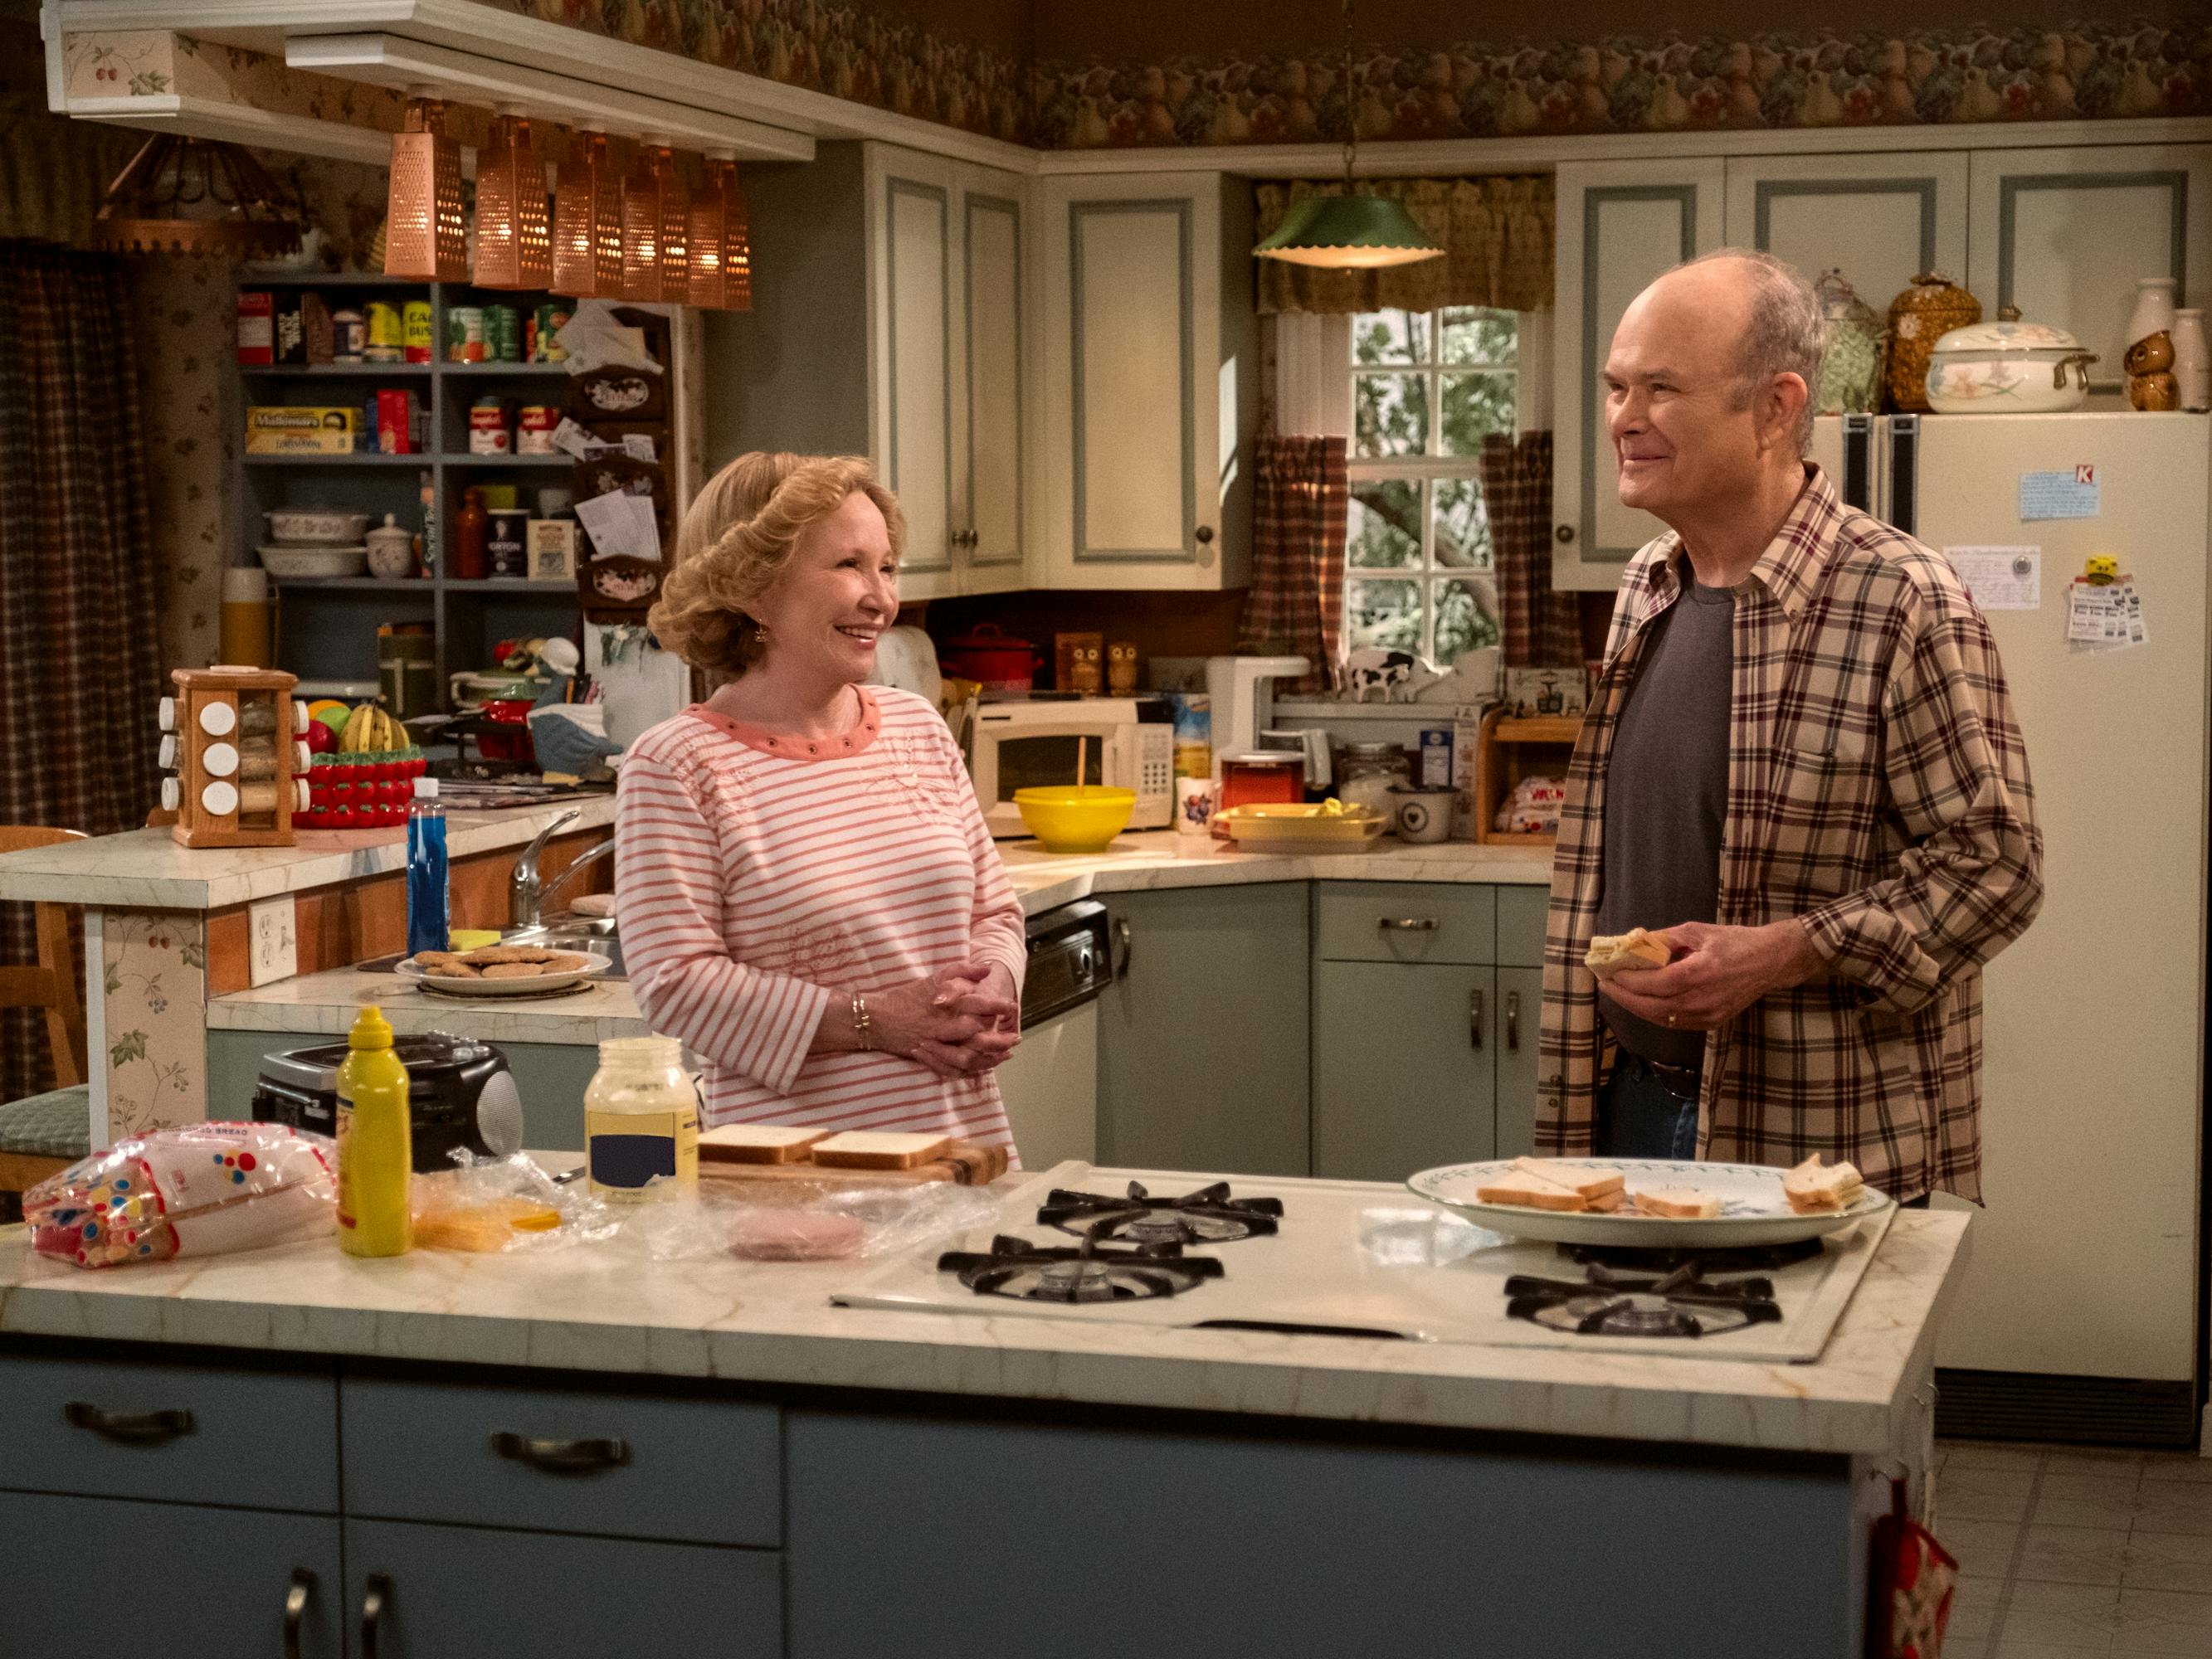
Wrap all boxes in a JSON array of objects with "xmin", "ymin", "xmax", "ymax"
[{"xmin": 348, "ymin": 1003, "xmax": 395, "ymax": 1050}]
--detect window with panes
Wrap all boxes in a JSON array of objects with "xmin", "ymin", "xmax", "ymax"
[{"xmin": 1347, "ymin": 308, "xmax": 1516, "ymax": 664}]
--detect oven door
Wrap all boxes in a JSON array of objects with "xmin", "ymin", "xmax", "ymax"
[{"xmin": 976, "ymin": 722, "xmax": 1117, "ymax": 837}]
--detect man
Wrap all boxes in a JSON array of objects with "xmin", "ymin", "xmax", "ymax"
[{"xmin": 1535, "ymin": 251, "xmax": 2043, "ymax": 1204}]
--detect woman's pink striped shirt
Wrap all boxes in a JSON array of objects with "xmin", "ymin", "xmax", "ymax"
[{"xmin": 615, "ymin": 686, "xmax": 1026, "ymax": 1148}]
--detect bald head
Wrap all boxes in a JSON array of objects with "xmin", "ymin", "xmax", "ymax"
[{"xmin": 1654, "ymin": 251, "xmax": 1825, "ymax": 455}]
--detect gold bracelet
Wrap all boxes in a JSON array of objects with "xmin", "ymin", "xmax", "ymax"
[{"xmin": 850, "ymin": 990, "xmax": 872, "ymax": 1050}]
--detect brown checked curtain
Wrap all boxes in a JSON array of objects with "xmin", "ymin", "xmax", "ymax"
[
  {"xmin": 1479, "ymin": 431, "xmax": 1580, "ymax": 667},
  {"xmin": 0, "ymin": 241, "xmax": 164, "ymax": 1101},
  {"xmin": 1239, "ymin": 435, "xmax": 1349, "ymax": 695},
  {"xmin": 1252, "ymin": 175, "xmax": 1552, "ymax": 317}
]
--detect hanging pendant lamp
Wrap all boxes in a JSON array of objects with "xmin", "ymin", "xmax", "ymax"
[
  {"xmin": 552, "ymin": 130, "xmax": 625, "ymax": 299},
  {"xmin": 687, "ymin": 154, "xmax": 753, "ymax": 312},
  {"xmin": 621, "ymin": 142, "xmax": 689, "ymax": 304},
  {"xmin": 473, "ymin": 108, "xmax": 552, "ymax": 289},
  {"xmin": 1253, "ymin": 0, "xmax": 1440, "ymax": 270},
  {"xmin": 91, "ymin": 135, "xmax": 301, "ymax": 260},
  {"xmin": 384, "ymin": 93, "xmax": 467, "ymax": 280}
]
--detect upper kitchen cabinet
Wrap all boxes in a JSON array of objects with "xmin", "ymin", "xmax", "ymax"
[
  {"xmin": 1724, "ymin": 152, "xmax": 1969, "ymax": 333},
  {"xmin": 1552, "ymin": 158, "xmax": 1725, "ymax": 594},
  {"xmin": 1966, "ymin": 144, "xmax": 2212, "ymax": 398},
  {"xmin": 1030, "ymin": 173, "xmax": 1258, "ymax": 591},
  {"xmin": 702, "ymin": 142, "xmax": 1027, "ymax": 601}
]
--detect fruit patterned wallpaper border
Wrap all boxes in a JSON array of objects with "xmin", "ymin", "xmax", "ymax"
[{"xmin": 457, "ymin": 6, "xmax": 2203, "ymax": 147}]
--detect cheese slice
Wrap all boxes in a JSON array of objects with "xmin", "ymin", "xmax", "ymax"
[{"xmin": 698, "ymin": 1125, "xmax": 831, "ymax": 1165}]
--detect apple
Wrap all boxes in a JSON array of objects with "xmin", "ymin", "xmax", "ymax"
[
  {"xmin": 304, "ymin": 719, "xmax": 336, "ymax": 755},
  {"xmin": 314, "ymin": 707, "xmax": 351, "ymax": 744}
]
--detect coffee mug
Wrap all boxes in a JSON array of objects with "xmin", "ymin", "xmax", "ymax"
[
  {"xmin": 1175, "ymin": 776, "xmax": 1214, "ymax": 837},
  {"xmin": 1391, "ymin": 785, "xmax": 1455, "ymax": 844}
]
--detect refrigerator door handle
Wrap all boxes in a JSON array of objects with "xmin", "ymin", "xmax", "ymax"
[
  {"xmin": 1839, "ymin": 413, "xmax": 1874, "ymax": 513},
  {"xmin": 1885, "ymin": 415, "xmax": 1919, "ymax": 537}
]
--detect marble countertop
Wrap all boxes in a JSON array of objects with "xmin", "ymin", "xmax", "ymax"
[
  {"xmin": 0, "ymin": 797, "xmax": 616, "ymax": 912},
  {"xmin": 0, "ymin": 1163, "xmax": 1970, "ymax": 1455},
  {"xmin": 207, "ymin": 831, "xmax": 1552, "ymax": 1039}
]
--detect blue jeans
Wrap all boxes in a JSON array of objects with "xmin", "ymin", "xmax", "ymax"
[{"xmin": 1595, "ymin": 1051, "xmax": 1700, "ymax": 1160}]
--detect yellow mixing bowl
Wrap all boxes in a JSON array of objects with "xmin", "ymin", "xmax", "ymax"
[{"xmin": 1013, "ymin": 786, "xmax": 1137, "ymax": 854}]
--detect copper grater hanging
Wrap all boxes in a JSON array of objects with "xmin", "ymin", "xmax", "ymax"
[
  {"xmin": 553, "ymin": 131, "xmax": 625, "ymax": 299},
  {"xmin": 384, "ymin": 95, "xmax": 466, "ymax": 281},
  {"xmin": 473, "ymin": 109, "xmax": 552, "ymax": 290},
  {"xmin": 688, "ymin": 155, "xmax": 754, "ymax": 312}
]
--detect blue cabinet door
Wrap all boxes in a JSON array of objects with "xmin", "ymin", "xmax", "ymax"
[
  {"xmin": 342, "ymin": 1518, "xmax": 781, "ymax": 1657},
  {"xmin": 0, "ymin": 1491, "xmax": 342, "ymax": 1657}
]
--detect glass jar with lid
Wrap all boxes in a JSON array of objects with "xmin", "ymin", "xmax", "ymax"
[
  {"xmin": 584, "ymin": 1035, "xmax": 699, "ymax": 1201},
  {"xmin": 1336, "ymin": 741, "xmax": 1411, "ymax": 819}
]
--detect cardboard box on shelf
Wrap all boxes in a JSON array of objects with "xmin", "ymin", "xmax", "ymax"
[{"xmin": 246, "ymin": 406, "xmax": 360, "ymax": 455}]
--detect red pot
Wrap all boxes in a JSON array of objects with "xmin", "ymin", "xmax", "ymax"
[
  {"xmin": 479, "ymin": 697, "xmax": 537, "ymax": 765},
  {"xmin": 938, "ymin": 623, "xmax": 1038, "ymax": 689}
]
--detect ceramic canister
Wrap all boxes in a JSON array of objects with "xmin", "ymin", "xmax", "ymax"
[
  {"xmin": 2171, "ymin": 309, "xmax": 2210, "ymax": 411},
  {"xmin": 2126, "ymin": 276, "xmax": 2179, "ymax": 352},
  {"xmin": 1390, "ymin": 785, "xmax": 1456, "ymax": 844}
]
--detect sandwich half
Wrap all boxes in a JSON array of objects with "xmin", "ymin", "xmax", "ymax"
[
  {"xmin": 1631, "ymin": 1186, "xmax": 1722, "ymax": 1219},
  {"xmin": 1585, "ymin": 927, "xmax": 1672, "ymax": 980},
  {"xmin": 1474, "ymin": 1168, "xmax": 1590, "ymax": 1212},
  {"xmin": 1783, "ymin": 1155, "xmax": 1865, "ymax": 1214},
  {"xmin": 1512, "ymin": 1157, "xmax": 1625, "ymax": 1204}
]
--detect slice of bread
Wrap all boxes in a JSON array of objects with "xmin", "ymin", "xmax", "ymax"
[
  {"xmin": 1474, "ymin": 1168, "xmax": 1589, "ymax": 1212},
  {"xmin": 1783, "ymin": 1155, "xmax": 1865, "ymax": 1214},
  {"xmin": 1586, "ymin": 1187, "xmax": 1626, "ymax": 1213},
  {"xmin": 811, "ymin": 1131, "xmax": 953, "ymax": 1170},
  {"xmin": 699, "ymin": 1124, "xmax": 831, "ymax": 1165},
  {"xmin": 1631, "ymin": 1186, "xmax": 1722, "ymax": 1219},
  {"xmin": 1585, "ymin": 927, "xmax": 1672, "ymax": 980},
  {"xmin": 1512, "ymin": 1157, "xmax": 1625, "ymax": 1201}
]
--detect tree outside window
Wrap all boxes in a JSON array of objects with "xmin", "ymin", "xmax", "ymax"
[{"xmin": 1347, "ymin": 308, "xmax": 1514, "ymax": 665}]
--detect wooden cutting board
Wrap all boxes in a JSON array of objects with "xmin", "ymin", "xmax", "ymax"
[{"xmin": 698, "ymin": 1140, "xmax": 1007, "ymax": 1192}]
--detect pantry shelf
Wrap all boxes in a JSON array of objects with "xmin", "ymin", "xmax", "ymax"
[
  {"xmin": 245, "ymin": 453, "xmax": 427, "ymax": 466},
  {"xmin": 242, "ymin": 363, "xmax": 434, "ymax": 377}
]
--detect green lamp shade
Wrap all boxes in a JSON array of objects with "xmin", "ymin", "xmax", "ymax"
[{"xmin": 1254, "ymin": 192, "xmax": 1443, "ymax": 270}]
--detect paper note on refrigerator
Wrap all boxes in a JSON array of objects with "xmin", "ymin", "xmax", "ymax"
[
  {"xmin": 2067, "ymin": 578, "xmax": 2146, "ymax": 651},
  {"xmin": 2021, "ymin": 469, "xmax": 2102, "ymax": 520},
  {"xmin": 1945, "ymin": 546, "xmax": 2041, "ymax": 610}
]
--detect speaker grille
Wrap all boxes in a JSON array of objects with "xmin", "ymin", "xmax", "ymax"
[{"xmin": 1937, "ymin": 1368, "xmax": 2199, "ymax": 1448}]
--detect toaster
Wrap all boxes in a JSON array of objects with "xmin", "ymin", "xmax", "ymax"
[{"xmin": 251, "ymin": 1034, "xmax": 524, "ymax": 1172}]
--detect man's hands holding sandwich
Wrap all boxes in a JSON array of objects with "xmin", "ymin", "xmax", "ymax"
[{"xmin": 1593, "ymin": 920, "xmax": 1825, "ymax": 1031}]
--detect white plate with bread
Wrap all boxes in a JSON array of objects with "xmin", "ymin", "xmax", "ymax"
[{"xmin": 1407, "ymin": 1155, "xmax": 1890, "ymax": 1247}]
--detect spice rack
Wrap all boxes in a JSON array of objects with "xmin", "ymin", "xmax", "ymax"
[
  {"xmin": 158, "ymin": 668, "xmax": 310, "ymax": 848},
  {"xmin": 1472, "ymin": 709, "xmax": 1582, "ymax": 846},
  {"xmin": 232, "ymin": 275, "xmax": 695, "ymax": 709}
]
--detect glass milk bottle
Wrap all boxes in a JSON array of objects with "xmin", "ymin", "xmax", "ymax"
[{"xmin": 584, "ymin": 1036, "xmax": 699, "ymax": 1201}]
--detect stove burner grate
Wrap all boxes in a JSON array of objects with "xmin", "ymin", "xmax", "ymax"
[
  {"xmin": 1039, "ymin": 1180, "xmax": 1284, "ymax": 1246},
  {"xmin": 938, "ymin": 1233, "xmax": 1225, "ymax": 1304},
  {"xmin": 1505, "ymin": 1257, "xmax": 1786, "ymax": 1339}
]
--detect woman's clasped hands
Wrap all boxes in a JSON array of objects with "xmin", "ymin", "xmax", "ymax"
[{"xmin": 864, "ymin": 960, "xmax": 1021, "ymax": 1078}]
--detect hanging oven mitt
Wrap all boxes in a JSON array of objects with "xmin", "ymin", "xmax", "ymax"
[{"xmin": 1868, "ymin": 1477, "xmax": 1958, "ymax": 1658}]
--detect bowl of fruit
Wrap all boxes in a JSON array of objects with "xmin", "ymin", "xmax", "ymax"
[{"xmin": 296, "ymin": 702, "xmax": 427, "ymax": 830}]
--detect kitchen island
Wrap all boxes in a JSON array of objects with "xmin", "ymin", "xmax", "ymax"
[{"xmin": 0, "ymin": 1160, "xmax": 1966, "ymax": 1659}]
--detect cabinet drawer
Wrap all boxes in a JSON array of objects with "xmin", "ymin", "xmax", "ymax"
[
  {"xmin": 0, "ymin": 1352, "xmax": 338, "ymax": 1512},
  {"xmin": 1496, "ymin": 886, "xmax": 1549, "ymax": 967},
  {"xmin": 1317, "ymin": 883, "xmax": 1494, "ymax": 965},
  {"xmin": 343, "ymin": 1375, "xmax": 781, "ymax": 1547}
]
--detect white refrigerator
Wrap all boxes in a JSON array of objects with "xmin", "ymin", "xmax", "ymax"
[{"xmin": 1811, "ymin": 411, "xmax": 2208, "ymax": 1438}]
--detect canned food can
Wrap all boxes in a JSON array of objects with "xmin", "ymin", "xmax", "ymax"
[
  {"xmin": 487, "ymin": 304, "xmax": 521, "ymax": 362},
  {"xmin": 364, "ymin": 301, "xmax": 402, "ymax": 361},
  {"xmin": 331, "ymin": 308, "xmax": 366, "ymax": 362},
  {"xmin": 532, "ymin": 304, "xmax": 570, "ymax": 362},
  {"xmin": 446, "ymin": 305, "xmax": 485, "ymax": 363},
  {"xmin": 468, "ymin": 396, "xmax": 511, "ymax": 455},
  {"xmin": 516, "ymin": 405, "xmax": 559, "ymax": 455},
  {"xmin": 402, "ymin": 300, "xmax": 433, "ymax": 363}
]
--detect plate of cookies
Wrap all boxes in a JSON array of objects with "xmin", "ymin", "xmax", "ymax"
[{"xmin": 397, "ymin": 943, "xmax": 613, "ymax": 996}]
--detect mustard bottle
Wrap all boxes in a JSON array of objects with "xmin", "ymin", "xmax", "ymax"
[{"xmin": 335, "ymin": 1004, "xmax": 412, "ymax": 1257}]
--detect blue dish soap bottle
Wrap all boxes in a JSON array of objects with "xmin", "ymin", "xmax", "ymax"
[{"xmin": 406, "ymin": 778, "xmax": 448, "ymax": 957}]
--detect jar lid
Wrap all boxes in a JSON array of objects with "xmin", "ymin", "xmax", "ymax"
[{"xmin": 1932, "ymin": 317, "xmax": 2084, "ymax": 354}]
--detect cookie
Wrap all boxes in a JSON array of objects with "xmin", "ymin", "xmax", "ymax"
[
  {"xmin": 462, "ymin": 945, "xmax": 559, "ymax": 966},
  {"xmin": 412, "ymin": 951, "xmax": 464, "ymax": 968},
  {"xmin": 426, "ymin": 961, "xmax": 482, "ymax": 980},
  {"xmin": 544, "ymin": 952, "xmax": 592, "ymax": 973},
  {"xmin": 480, "ymin": 961, "xmax": 548, "ymax": 980}
]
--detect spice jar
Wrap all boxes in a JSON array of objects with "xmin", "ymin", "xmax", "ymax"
[
  {"xmin": 1336, "ymin": 741, "xmax": 1411, "ymax": 818},
  {"xmin": 1813, "ymin": 270, "xmax": 1887, "ymax": 415},
  {"xmin": 584, "ymin": 1036, "xmax": 699, "ymax": 1202},
  {"xmin": 1886, "ymin": 273, "xmax": 1982, "ymax": 413}
]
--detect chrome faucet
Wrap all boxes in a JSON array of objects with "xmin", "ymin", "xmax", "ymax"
[{"xmin": 509, "ymin": 809, "xmax": 614, "ymax": 927}]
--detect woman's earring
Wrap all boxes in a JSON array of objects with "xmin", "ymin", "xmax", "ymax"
[{"xmin": 754, "ymin": 620, "xmax": 769, "ymax": 643}]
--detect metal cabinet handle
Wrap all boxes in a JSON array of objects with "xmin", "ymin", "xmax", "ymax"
[
  {"xmin": 360, "ymin": 1574, "xmax": 390, "ymax": 1659},
  {"xmin": 1507, "ymin": 990, "xmax": 1521, "ymax": 1053},
  {"xmin": 283, "ymin": 1569, "xmax": 315, "ymax": 1659},
  {"xmin": 1113, "ymin": 917, "xmax": 1133, "ymax": 980},
  {"xmin": 490, "ymin": 1430, "xmax": 631, "ymax": 1473},
  {"xmin": 63, "ymin": 1402, "xmax": 195, "ymax": 1445},
  {"xmin": 1379, "ymin": 917, "xmax": 1438, "ymax": 932},
  {"xmin": 1469, "ymin": 988, "xmax": 1484, "ymax": 1050}
]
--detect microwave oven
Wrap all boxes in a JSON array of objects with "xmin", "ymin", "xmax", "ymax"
[{"xmin": 967, "ymin": 697, "xmax": 1175, "ymax": 839}]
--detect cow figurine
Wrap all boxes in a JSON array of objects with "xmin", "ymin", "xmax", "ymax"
[{"xmin": 1342, "ymin": 647, "xmax": 1442, "ymax": 703}]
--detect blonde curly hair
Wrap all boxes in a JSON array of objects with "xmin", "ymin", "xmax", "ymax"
[{"xmin": 650, "ymin": 452, "xmax": 907, "ymax": 679}]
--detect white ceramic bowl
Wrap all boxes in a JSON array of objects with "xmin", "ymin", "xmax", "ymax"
[
  {"xmin": 257, "ymin": 543, "xmax": 368, "ymax": 578},
  {"xmin": 265, "ymin": 508, "xmax": 372, "ymax": 545}
]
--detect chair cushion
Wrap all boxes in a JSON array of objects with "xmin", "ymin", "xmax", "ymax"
[{"xmin": 0, "ymin": 1085, "xmax": 91, "ymax": 1160}]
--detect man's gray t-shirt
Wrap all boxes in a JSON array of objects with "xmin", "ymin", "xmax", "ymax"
[{"xmin": 1593, "ymin": 577, "xmax": 1734, "ymax": 1068}]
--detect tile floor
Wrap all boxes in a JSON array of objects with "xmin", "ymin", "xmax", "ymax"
[{"xmin": 1936, "ymin": 1438, "xmax": 2212, "ymax": 1658}]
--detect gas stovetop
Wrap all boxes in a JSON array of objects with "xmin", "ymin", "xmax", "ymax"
[{"xmin": 831, "ymin": 1165, "xmax": 1894, "ymax": 1363}]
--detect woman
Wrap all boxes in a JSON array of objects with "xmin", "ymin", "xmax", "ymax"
[{"xmin": 616, "ymin": 452, "xmax": 1024, "ymax": 1151}]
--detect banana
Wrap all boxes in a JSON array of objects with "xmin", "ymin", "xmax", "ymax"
[
  {"xmin": 377, "ymin": 708, "xmax": 397, "ymax": 752},
  {"xmin": 341, "ymin": 705, "xmax": 372, "ymax": 753}
]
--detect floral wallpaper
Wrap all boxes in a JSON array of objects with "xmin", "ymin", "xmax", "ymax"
[
  {"xmin": 1031, "ymin": 20, "xmax": 2211, "ymax": 147},
  {"xmin": 100, "ymin": 909, "xmax": 207, "ymax": 1138},
  {"xmin": 129, "ymin": 258, "xmax": 232, "ymax": 673}
]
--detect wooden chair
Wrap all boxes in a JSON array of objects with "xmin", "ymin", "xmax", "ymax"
[{"xmin": 0, "ymin": 827, "xmax": 88, "ymax": 1087}]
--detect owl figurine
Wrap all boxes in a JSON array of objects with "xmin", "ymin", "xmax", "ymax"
[{"xmin": 1107, "ymin": 641, "xmax": 1138, "ymax": 695}]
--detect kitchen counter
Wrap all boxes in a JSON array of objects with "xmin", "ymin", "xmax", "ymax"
[
  {"xmin": 0, "ymin": 1163, "xmax": 1966, "ymax": 1456},
  {"xmin": 0, "ymin": 796, "xmax": 616, "ymax": 912}
]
